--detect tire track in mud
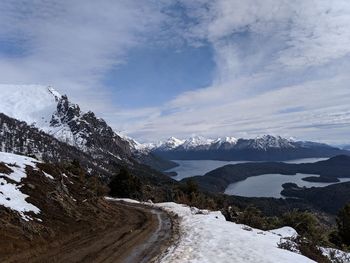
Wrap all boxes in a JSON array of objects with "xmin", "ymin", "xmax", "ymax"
[{"xmin": 4, "ymin": 200, "xmax": 176, "ymax": 263}]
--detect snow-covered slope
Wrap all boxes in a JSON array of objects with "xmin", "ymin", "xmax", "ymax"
[
  {"xmin": 0, "ymin": 85, "xmax": 131, "ymax": 159},
  {"xmin": 0, "ymin": 152, "xmax": 41, "ymax": 221},
  {"xmin": 0, "ymin": 85, "xmax": 60, "ymax": 130}
]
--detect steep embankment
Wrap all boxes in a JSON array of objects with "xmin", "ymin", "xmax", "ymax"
[
  {"xmin": 7, "ymin": 202, "xmax": 174, "ymax": 263},
  {"xmin": 0, "ymin": 152, "xmax": 175, "ymax": 262}
]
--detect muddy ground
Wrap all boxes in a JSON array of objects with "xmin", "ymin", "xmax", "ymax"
[
  {"xmin": 0, "ymin": 163, "xmax": 177, "ymax": 263},
  {"xmin": 1, "ymin": 201, "xmax": 176, "ymax": 263}
]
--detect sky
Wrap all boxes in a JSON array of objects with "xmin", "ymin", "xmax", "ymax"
[{"xmin": 0, "ymin": 0, "xmax": 350, "ymax": 144}]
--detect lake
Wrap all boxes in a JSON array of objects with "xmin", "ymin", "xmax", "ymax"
[
  {"xmin": 165, "ymin": 157, "xmax": 349, "ymax": 198},
  {"xmin": 166, "ymin": 158, "xmax": 328, "ymax": 181},
  {"xmin": 224, "ymin": 173, "xmax": 350, "ymax": 198}
]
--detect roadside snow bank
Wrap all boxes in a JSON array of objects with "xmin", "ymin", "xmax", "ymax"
[
  {"xmin": 0, "ymin": 152, "xmax": 41, "ymax": 220},
  {"xmin": 157, "ymin": 202, "xmax": 314, "ymax": 263},
  {"xmin": 106, "ymin": 198, "xmax": 314, "ymax": 263}
]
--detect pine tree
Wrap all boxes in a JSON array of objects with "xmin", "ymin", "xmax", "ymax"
[{"xmin": 337, "ymin": 203, "xmax": 350, "ymax": 246}]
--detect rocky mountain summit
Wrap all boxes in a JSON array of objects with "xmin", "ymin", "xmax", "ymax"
[{"xmin": 0, "ymin": 85, "xmax": 131, "ymax": 160}]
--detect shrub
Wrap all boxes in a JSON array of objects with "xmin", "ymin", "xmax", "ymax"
[
  {"xmin": 181, "ymin": 179, "xmax": 199, "ymax": 195},
  {"xmin": 236, "ymin": 206, "xmax": 269, "ymax": 230},
  {"xmin": 278, "ymin": 236, "xmax": 330, "ymax": 263},
  {"xmin": 86, "ymin": 176, "xmax": 108, "ymax": 197},
  {"xmin": 66, "ymin": 159, "xmax": 85, "ymax": 181},
  {"xmin": 281, "ymin": 210, "xmax": 321, "ymax": 241}
]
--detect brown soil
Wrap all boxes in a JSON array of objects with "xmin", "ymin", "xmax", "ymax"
[
  {"xmin": 1, "ymin": 201, "xmax": 175, "ymax": 263},
  {"xmin": 0, "ymin": 162, "xmax": 176, "ymax": 263}
]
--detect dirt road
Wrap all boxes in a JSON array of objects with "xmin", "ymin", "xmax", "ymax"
[{"xmin": 3, "ymin": 200, "xmax": 175, "ymax": 263}]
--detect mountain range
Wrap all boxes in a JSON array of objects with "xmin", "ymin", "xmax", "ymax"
[{"xmin": 146, "ymin": 135, "xmax": 349, "ymax": 161}]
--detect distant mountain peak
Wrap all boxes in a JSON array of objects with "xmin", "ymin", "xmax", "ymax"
[
  {"xmin": 157, "ymin": 137, "xmax": 185, "ymax": 151},
  {"xmin": 180, "ymin": 136, "xmax": 213, "ymax": 150},
  {"xmin": 215, "ymin": 136, "xmax": 238, "ymax": 144},
  {"xmin": 47, "ymin": 86, "xmax": 62, "ymax": 101},
  {"xmin": 250, "ymin": 135, "xmax": 295, "ymax": 150}
]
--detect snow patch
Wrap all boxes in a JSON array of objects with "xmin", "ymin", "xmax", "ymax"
[
  {"xmin": 43, "ymin": 171, "xmax": 54, "ymax": 180},
  {"xmin": 0, "ymin": 85, "xmax": 59, "ymax": 130},
  {"xmin": 0, "ymin": 152, "xmax": 41, "ymax": 221}
]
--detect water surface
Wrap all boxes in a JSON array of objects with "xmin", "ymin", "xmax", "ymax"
[
  {"xmin": 224, "ymin": 173, "xmax": 350, "ymax": 198},
  {"xmin": 166, "ymin": 158, "xmax": 328, "ymax": 181}
]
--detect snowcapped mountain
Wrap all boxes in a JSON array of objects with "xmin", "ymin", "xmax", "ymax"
[
  {"xmin": 116, "ymin": 131, "xmax": 156, "ymax": 154},
  {"xmin": 152, "ymin": 134, "xmax": 295, "ymax": 152},
  {"xmin": 235, "ymin": 135, "xmax": 295, "ymax": 150},
  {"xmin": 0, "ymin": 85, "xmax": 131, "ymax": 160},
  {"xmin": 210, "ymin": 136, "xmax": 238, "ymax": 150},
  {"xmin": 149, "ymin": 136, "xmax": 238, "ymax": 152},
  {"xmin": 150, "ymin": 135, "xmax": 348, "ymax": 161},
  {"xmin": 117, "ymin": 134, "xmax": 178, "ymax": 171},
  {"xmin": 0, "ymin": 112, "xmax": 124, "ymax": 177},
  {"xmin": 156, "ymin": 137, "xmax": 185, "ymax": 151},
  {"xmin": 179, "ymin": 136, "xmax": 213, "ymax": 150}
]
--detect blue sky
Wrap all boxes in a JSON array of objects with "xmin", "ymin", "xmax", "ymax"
[
  {"xmin": 104, "ymin": 45, "xmax": 215, "ymax": 108},
  {"xmin": 0, "ymin": 0, "xmax": 350, "ymax": 144}
]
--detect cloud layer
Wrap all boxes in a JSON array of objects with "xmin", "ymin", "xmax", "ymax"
[
  {"xmin": 115, "ymin": 0, "xmax": 350, "ymax": 144},
  {"xmin": 0, "ymin": 0, "xmax": 350, "ymax": 144},
  {"xmin": 0, "ymin": 0, "xmax": 164, "ymax": 107}
]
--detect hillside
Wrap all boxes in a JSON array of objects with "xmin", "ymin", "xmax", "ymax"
[
  {"xmin": 282, "ymin": 181, "xmax": 350, "ymax": 214},
  {"xmin": 0, "ymin": 152, "xmax": 176, "ymax": 262},
  {"xmin": 0, "ymin": 112, "xmax": 119, "ymax": 177}
]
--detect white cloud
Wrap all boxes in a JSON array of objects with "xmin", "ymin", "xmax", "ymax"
[
  {"xmin": 0, "ymin": 0, "xmax": 165, "ymax": 101},
  {"xmin": 122, "ymin": 74, "xmax": 350, "ymax": 144},
  {"xmin": 118, "ymin": 0, "xmax": 350, "ymax": 144},
  {"xmin": 0, "ymin": 0, "xmax": 350, "ymax": 144},
  {"xmin": 177, "ymin": 0, "xmax": 350, "ymax": 70}
]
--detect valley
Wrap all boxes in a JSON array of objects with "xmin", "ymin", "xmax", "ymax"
[
  {"xmin": 1, "ymin": 2, "xmax": 350, "ymax": 262},
  {"xmin": 0, "ymin": 85, "xmax": 350, "ymax": 262}
]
